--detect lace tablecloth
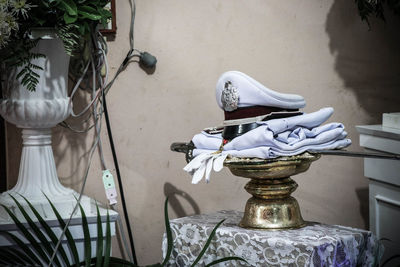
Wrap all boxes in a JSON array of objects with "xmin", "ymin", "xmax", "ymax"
[{"xmin": 162, "ymin": 210, "xmax": 381, "ymax": 267}]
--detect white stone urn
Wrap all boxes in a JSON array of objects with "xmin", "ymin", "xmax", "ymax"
[{"xmin": 0, "ymin": 31, "xmax": 90, "ymax": 221}]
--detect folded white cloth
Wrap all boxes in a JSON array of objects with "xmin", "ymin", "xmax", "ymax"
[
  {"xmin": 256, "ymin": 107, "xmax": 334, "ymax": 134},
  {"xmin": 193, "ymin": 124, "xmax": 350, "ymax": 158},
  {"xmin": 185, "ymin": 108, "xmax": 351, "ymax": 184}
]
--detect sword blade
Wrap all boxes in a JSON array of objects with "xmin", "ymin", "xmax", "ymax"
[{"xmin": 308, "ymin": 149, "xmax": 400, "ymax": 160}]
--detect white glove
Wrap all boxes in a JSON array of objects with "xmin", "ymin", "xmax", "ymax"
[{"xmin": 183, "ymin": 152, "xmax": 228, "ymax": 184}]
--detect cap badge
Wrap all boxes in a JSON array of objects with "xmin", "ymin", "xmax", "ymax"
[{"xmin": 221, "ymin": 81, "xmax": 239, "ymax": 112}]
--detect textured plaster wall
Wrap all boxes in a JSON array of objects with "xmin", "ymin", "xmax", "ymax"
[{"xmin": 5, "ymin": 0, "xmax": 400, "ymax": 264}]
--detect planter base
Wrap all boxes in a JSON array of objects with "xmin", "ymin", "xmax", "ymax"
[{"xmin": 0, "ymin": 191, "xmax": 92, "ymax": 222}]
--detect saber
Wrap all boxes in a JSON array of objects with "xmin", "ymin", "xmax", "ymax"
[
  {"xmin": 307, "ymin": 149, "xmax": 400, "ymax": 160},
  {"xmin": 171, "ymin": 142, "xmax": 400, "ymax": 161}
]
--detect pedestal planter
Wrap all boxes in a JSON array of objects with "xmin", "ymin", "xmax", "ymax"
[{"xmin": 0, "ymin": 34, "xmax": 90, "ymax": 221}]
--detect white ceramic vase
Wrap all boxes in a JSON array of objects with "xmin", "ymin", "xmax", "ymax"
[{"xmin": 0, "ymin": 33, "xmax": 90, "ymax": 221}]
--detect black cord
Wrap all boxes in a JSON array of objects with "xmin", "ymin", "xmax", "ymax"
[{"xmin": 102, "ymin": 92, "xmax": 138, "ymax": 265}]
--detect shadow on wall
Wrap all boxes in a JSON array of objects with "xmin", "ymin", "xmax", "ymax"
[
  {"xmin": 53, "ymin": 88, "xmax": 91, "ymax": 188},
  {"xmin": 164, "ymin": 182, "xmax": 200, "ymax": 218},
  {"xmin": 326, "ymin": 0, "xmax": 400, "ymax": 124},
  {"xmin": 355, "ymin": 187, "xmax": 369, "ymax": 229}
]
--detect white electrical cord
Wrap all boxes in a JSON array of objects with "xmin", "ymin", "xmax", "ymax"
[
  {"xmin": 48, "ymin": 57, "xmax": 104, "ymax": 266},
  {"xmin": 68, "ymin": 52, "xmax": 103, "ymax": 118},
  {"xmin": 91, "ymin": 38, "xmax": 107, "ymax": 170},
  {"xmin": 113, "ymin": 205, "xmax": 134, "ymax": 262},
  {"xmin": 49, "ymin": 1, "xmax": 140, "ymax": 264},
  {"xmin": 49, "ymin": 36, "xmax": 134, "ymax": 266}
]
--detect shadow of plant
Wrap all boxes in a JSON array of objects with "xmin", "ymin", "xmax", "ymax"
[{"xmin": 325, "ymin": 0, "xmax": 400, "ymax": 123}]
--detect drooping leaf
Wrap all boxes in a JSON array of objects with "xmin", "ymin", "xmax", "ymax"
[
  {"xmin": 0, "ymin": 203, "xmax": 50, "ymax": 264},
  {"xmin": 103, "ymin": 210, "xmax": 111, "ymax": 267},
  {"xmin": 64, "ymin": 12, "xmax": 78, "ymax": 24},
  {"xmin": 143, "ymin": 263, "xmax": 162, "ymax": 267},
  {"xmin": 73, "ymin": 257, "xmax": 137, "ymax": 267},
  {"xmin": 78, "ymin": 6, "xmax": 102, "ymax": 20},
  {"xmin": 161, "ymin": 197, "xmax": 173, "ymax": 266},
  {"xmin": 56, "ymin": 24, "xmax": 79, "ymax": 55},
  {"xmin": 44, "ymin": 194, "xmax": 80, "ymax": 267},
  {"xmin": 190, "ymin": 219, "xmax": 225, "ymax": 267},
  {"xmin": 0, "ymin": 246, "xmax": 26, "ymax": 265},
  {"xmin": 0, "ymin": 231, "xmax": 42, "ymax": 266},
  {"xmin": 78, "ymin": 202, "xmax": 91, "ymax": 267},
  {"xmin": 97, "ymin": 7, "xmax": 112, "ymax": 19},
  {"xmin": 205, "ymin": 256, "xmax": 247, "ymax": 266},
  {"xmin": 19, "ymin": 194, "xmax": 71, "ymax": 266},
  {"xmin": 59, "ymin": 0, "xmax": 78, "ymax": 15},
  {"xmin": 109, "ymin": 257, "xmax": 137, "ymax": 266},
  {"xmin": 96, "ymin": 203, "xmax": 104, "ymax": 267},
  {"xmin": 2, "ymin": 246, "xmax": 36, "ymax": 265},
  {"xmin": 9, "ymin": 194, "xmax": 62, "ymax": 266}
]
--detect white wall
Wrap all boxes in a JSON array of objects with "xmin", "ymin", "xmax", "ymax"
[{"xmin": 5, "ymin": 0, "xmax": 400, "ymax": 264}]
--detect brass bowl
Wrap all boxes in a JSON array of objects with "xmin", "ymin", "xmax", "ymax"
[{"xmin": 224, "ymin": 152, "xmax": 320, "ymax": 230}]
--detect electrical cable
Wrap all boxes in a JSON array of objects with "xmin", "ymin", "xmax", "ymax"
[
  {"xmin": 97, "ymin": 1, "xmax": 140, "ymax": 262},
  {"xmin": 48, "ymin": 58, "xmax": 104, "ymax": 267},
  {"xmin": 102, "ymin": 91, "xmax": 138, "ymax": 265},
  {"xmin": 113, "ymin": 204, "xmax": 134, "ymax": 262},
  {"xmin": 53, "ymin": 0, "xmax": 148, "ymax": 264},
  {"xmin": 59, "ymin": 119, "xmax": 97, "ymax": 133},
  {"xmin": 57, "ymin": 30, "xmax": 138, "ymax": 264},
  {"xmin": 98, "ymin": 1, "xmax": 143, "ymax": 263},
  {"xmin": 95, "ymin": 32, "xmax": 134, "ymax": 263},
  {"xmin": 98, "ymin": 34, "xmax": 136, "ymax": 263},
  {"xmin": 129, "ymin": 0, "xmax": 135, "ymax": 53},
  {"xmin": 92, "ymin": 58, "xmax": 107, "ymax": 171},
  {"xmin": 68, "ymin": 49, "xmax": 103, "ymax": 118}
]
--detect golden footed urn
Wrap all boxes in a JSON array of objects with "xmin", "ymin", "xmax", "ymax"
[{"xmin": 224, "ymin": 153, "xmax": 320, "ymax": 230}]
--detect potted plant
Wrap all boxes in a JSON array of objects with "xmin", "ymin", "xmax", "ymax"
[
  {"xmin": 0, "ymin": 196, "xmax": 246, "ymax": 266},
  {"xmin": 0, "ymin": 0, "xmax": 112, "ymax": 220}
]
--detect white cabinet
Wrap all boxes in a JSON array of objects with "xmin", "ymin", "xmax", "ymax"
[{"xmin": 357, "ymin": 125, "xmax": 400, "ymax": 264}]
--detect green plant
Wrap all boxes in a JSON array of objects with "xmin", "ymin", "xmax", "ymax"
[
  {"xmin": 0, "ymin": 196, "xmax": 246, "ymax": 266},
  {"xmin": 0, "ymin": 194, "xmax": 129, "ymax": 266},
  {"xmin": 0, "ymin": 0, "xmax": 111, "ymax": 91},
  {"xmin": 355, "ymin": 0, "xmax": 400, "ymax": 27}
]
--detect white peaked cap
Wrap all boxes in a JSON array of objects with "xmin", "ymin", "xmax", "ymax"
[{"xmin": 216, "ymin": 71, "xmax": 306, "ymax": 111}]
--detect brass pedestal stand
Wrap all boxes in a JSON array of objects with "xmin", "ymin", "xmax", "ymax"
[{"xmin": 224, "ymin": 153, "xmax": 320, "ymax": 230}]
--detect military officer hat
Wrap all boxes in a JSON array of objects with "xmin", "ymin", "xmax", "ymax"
[{"xmin": 215, "ymin": 71, "xmax": 305, "ymax": 140}]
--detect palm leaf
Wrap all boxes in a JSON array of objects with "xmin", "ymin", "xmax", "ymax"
[
  {"xmin": 205, "ymin": 256, "xmax": 247, "ymax": 266},
  {"xmin": 190, "ymin": 219, "xmax": 225, "ymax": 267},
  {"xmin": 0, "ymin": 231, "xmax": 42, "ymax": 266},
  {"xmin": 73, "ymin": 257, "xmax": 136, "ymax": 267},
  {"xmin": 2, "ymin": 246, "xmax": 36, "ymax": 265},
  {"xmin": 77, "ymin": 201, "xmax": 91, "ymax": 267},
  {"xmin": 109, "ymin": 257, "xmax": 137, "ymax": 266},
  {"xmin": 161, "ymin": 197, "xmax": 173, "ymax": 266},
  {"xmin": 0, "ymin": 203, "xmax": 50, "ymax": 264},
  {"xmin": 96, "ymin": 203, "xmax": 104, "ymax": 267},
  {"xmin": 103, "ymin": 210, "xmax": 111, "ymax": 267},
  {"xmin": 9, "ymin": 194, "xmax": 63, "ymax": 266},
  {"xmin": 19, "ymin": 194, "xmax": 71, "ymax": 266},
  {"xmin": 44, "ymin": 194, "xmax": 80, "ymax": 266},
  {"xmin": 0, "ymin": 246, "xmax": 26, "ymax": 265}
]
